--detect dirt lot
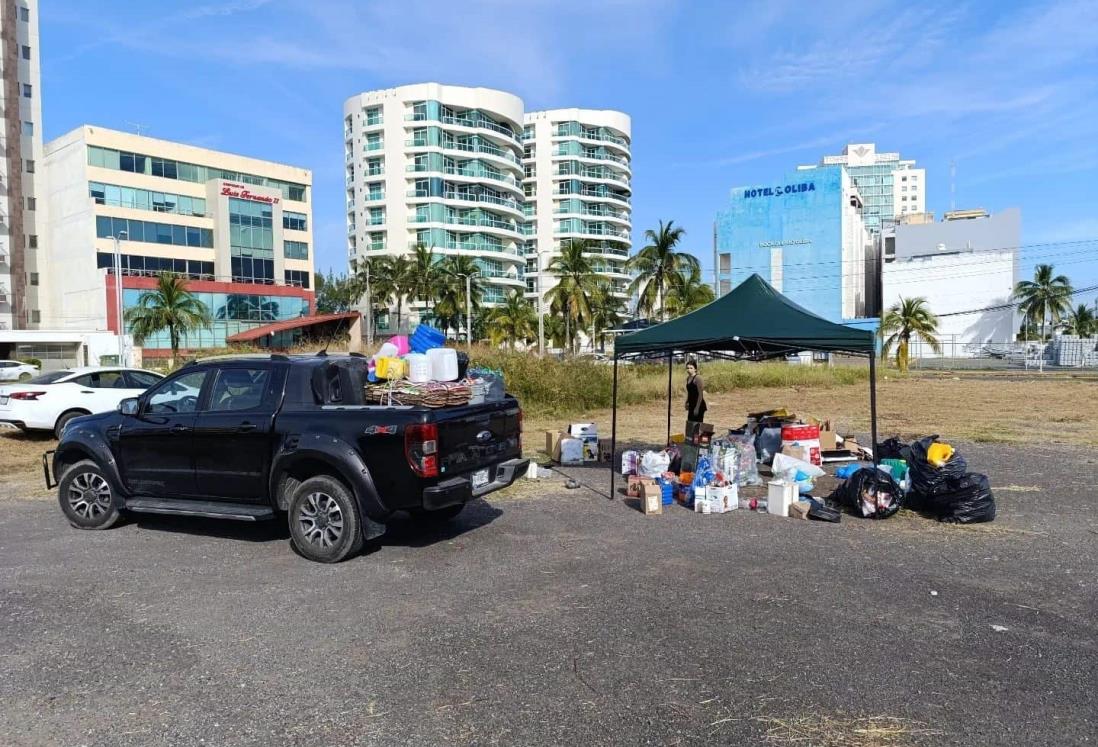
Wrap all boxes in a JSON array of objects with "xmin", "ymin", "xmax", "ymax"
[{"xmin": 525, "ymin": 370, "xmax": 1098, "ymax": 454}]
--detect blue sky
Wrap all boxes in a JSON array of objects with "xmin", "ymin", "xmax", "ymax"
[{"xmin": 40, "ymin": 0, "xmax": 1098, "ymax": 294}]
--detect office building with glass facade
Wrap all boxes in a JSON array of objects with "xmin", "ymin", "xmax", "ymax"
[
  {"xmin": 714, "ymin": 166, "xmax": 877, "ymax": 324},
  {"xmin": 522, "ymin": 108, "xmax": 632, "ymax": 308},
  {"xmin": 797, "ymin": 143, "xmax": 925, "ymax": 234},
  {"xmin": 42, "ymin": 126, "xmax": 314, "ymax": 357}
]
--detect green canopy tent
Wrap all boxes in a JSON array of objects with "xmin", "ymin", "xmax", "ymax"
[{"xmin": 609, "ymin": 273, "xmax": 878, "ymax": 499}]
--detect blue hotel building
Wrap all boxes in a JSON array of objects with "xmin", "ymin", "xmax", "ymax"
[{"xmin": 714, "ymin": 166, "xmax": 879, "ymax": 326}]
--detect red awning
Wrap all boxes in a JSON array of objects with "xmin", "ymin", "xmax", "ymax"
[{"xmin": 225, "ymin": 312, "xmax": 360, "ymax": 343}]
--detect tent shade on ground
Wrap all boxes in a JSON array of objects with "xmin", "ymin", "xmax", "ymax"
[{"xmin": 608, "ymin": 274, "xmax": 878, "ymax": 500}]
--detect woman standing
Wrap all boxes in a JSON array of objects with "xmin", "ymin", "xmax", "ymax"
[{"xmin": 685, "ymin": 358, "xmax": 707, "ymax": 429}]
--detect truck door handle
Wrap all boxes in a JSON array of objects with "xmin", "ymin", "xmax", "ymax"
[
  {"xmin": 170, "ymin": 424, "xmax": 191, "ymax": 434},
  {"xmin": 81, "ymin": 390, "xmax": 94, "ymax": 394},
  {"xmin": 238, "ymin": 422, "xmax": 257, "ymax": 432}
]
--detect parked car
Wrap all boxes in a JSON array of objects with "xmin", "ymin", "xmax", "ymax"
[
  {"xmin": 0, "ymin": 367, "xmax": 163, "ymax": 437},
  {"xmin": 45, "ymin": 354, "xmax": 528, "ymax": 563},
  {"xmin": 0, "ymin": 360, "xmax": 39, "ymax": 382}
]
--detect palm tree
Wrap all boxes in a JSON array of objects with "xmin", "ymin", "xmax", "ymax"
[
  {"xmin": 542, "ymin": 313, "xmax": 568, "ymax": 351},
  {"xmin": 381, "ymin": 255, "xmax": 415, "ymax": 333},
  {"xmin": 315, "ymin": 270, "xmax": 357, "ymax": 314},
  {"xmin": 124, "ymin": 273, "xmax": 212, "ymax": 368},
  {"xmin": 587, "ymin": 279, "xmax": 625, "ymax": 352},
  {"xmin": 878, "ymin": 296, "xmax": 941, "ymax": 373},
  {"xmin": 626, "ymin": 220, "xmax": 699, "ymax": 322},
  {"xmin": 436, "ymin": 255, "xmax": 483, "ymax": 340},
  {"xmin": 406, "ymin": 245, "xmax": 443, "ymax": 308},
  {"xmin": 664, "ymin": 265, "xmax": 716, "ymax": 318},
  {"xmin": 486, "ymin": 290, "xmax": 536, "ymax": 349},
  {"xmin": 1060, "ymin": 304, "xmax": 1096, "ymax": 337},
  {"xmin": 1014, "ymin": 264, "xmax": 1073, "ymax": 340},
  {"xmin": 547, "ymin": 239, "xmax": 596, "ymax": 354}
]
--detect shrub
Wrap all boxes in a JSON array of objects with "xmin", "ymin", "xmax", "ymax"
[{"xmin": 19, "ymin": 357, "xmax": 42, "ymax": 369}]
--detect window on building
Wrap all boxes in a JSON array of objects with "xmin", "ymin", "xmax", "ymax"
[
  {"xmin": 30, "ymin": 310, "xmax": 40, "ymax": 323},
  {"xmin": 284, "ymin": 269, "xmax": 311, "ymax": 288},
  {"xmin": 20, "ymin": 6, "xmax": 29, "ymax": 21},
  {"xmin": 21, "ymin": 121, "xmax": 33, "ymax": 136},
  {"xmin": 368, "ymin": 231, "xmax": 385, "ymax": 250},
  {"xmin": 284, "ymin": 240, "xmax": 309, "ymax": 260},
  {"xmin": 27, "ymin": 234, "xmax": 37, "ymax": 249},
  {"xmin": 364, "ymin": 107, "xmax": 382, "ymax": 126},
  {"xmin": 29, "ymin": 272, "xmax": 38, "ymax": 286},
  {"xmin": 365, "ymin": 182, "xmax": 384, "ymax": 201},
  {"xmin": 21, "ymin": 45, "xmax": 31, "ymax": 60},
  {"xmin": 366, "ymin": 157, "xmax": 383, "ymax": 176},
  {"xmin": 22, "ymin": 83, "xmax": 31, "ymax": 98},
  {"xmin": 283, "ymin": 211, "xmax": 308, "ymax": 231},
  {"xmin": 25, "ymin": 197, "xmax": 35, "ymax": 210},
  {"xmin": 24, "ymin": 159, "xmax": 34, "ymax": 173}
]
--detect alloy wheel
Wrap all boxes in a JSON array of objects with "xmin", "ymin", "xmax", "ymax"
[
  {"xmin": 297, "ymin": 492, "xmax": 344, "ymax": 549},
  {"xmin": 68, "ymin": 472, "xmax": 112, "ymax": 520}
]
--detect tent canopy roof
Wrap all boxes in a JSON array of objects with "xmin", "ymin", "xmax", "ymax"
[{"xmin": 614, "ymin": 274, "xmax": 875, "ymax": 358}]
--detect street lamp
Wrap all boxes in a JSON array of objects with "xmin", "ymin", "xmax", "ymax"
[
  {"xmin": 109, "ymin": 231, "xmax": 128, "ymax": 365},
  {"xmin": 456, "ymin": 272, "xmax": 479, "ymax": 351}
]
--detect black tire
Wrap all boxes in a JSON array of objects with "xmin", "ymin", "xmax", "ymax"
[
  {"xmin": 54, "ymin": 410, "xmax": 89, "ymax": 439},
  {"xmin": 287, "ymin": 475, "xmax": 364, "ymax": 563},
  {"xmin": 409, "ymin": 503, "xmax": 465, "ymax": 525},
  {"xmin": 57, "ymin": 459, "xmax": 122, "ymax": 530},
  {"xmin": 18, "ymin": 372, "xmax": 31, "ymax": 382}
]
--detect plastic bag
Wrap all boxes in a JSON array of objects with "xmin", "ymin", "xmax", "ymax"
[
  {"xmin": 772, "ymin": 452, "xmax": 825, "ymax": 481},
  {"xmin": 924, "ymin": 473, "xmax": 996, "ymax": 524},
  {"xmin": 827, "ymin": 467, "xmax": 903, "ymax": 519},
  {"xmin": 729, "ymin": 432, "xmax": 762, "ymax": 486},
  {"xmin": 909, "ymin": 436, "xmax": 967, "ymax": 497},
  {"xmin": 640, "ymin": 450, "xmax": 671, "ymax": 478},
  {"xmin": 755, "ymin": 426, "xmax": 783, "ymax": 464},
  {"xmin": 876, "ymin": 437, "xmax": 909, "ymax": 461}
]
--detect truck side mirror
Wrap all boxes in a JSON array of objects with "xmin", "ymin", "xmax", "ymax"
[{"xmin": 118, "ymin": 397, "xmax": 139, "ymax": 416}]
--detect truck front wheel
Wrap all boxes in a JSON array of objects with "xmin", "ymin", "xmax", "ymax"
[{"xmin": 288, "ymin": 476, "xmax": 365, "ymax": 563}]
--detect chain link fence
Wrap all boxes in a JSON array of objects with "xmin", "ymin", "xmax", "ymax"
[{"xmin": 906, "ymin": 334, "xmax": 1098, "ymax": 370}]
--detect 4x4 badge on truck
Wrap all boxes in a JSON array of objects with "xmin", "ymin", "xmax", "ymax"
[{"xmin": 476, "ymin": 430, "xmax": 492, "ymax": 443}]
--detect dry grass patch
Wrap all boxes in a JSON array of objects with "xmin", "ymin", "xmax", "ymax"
[
  {"xmin": 754, "ymin": 714, "xmax": 939, "ymax": 746},
  {"xmin": 0, "ymin": 430, "xmax": 54, "ymax": 501}
]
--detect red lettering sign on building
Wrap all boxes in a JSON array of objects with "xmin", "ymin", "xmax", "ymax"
[{"xmin": 220, "ymin": 182, "xmax": 280, "ymax": 205}]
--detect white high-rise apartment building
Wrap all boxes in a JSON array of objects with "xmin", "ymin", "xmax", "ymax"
[
  {"xmin": 798, "ymin": 143, "xmax": 925, "ymax": 233},
  {"xmin": 522, "ymin": 109, "xmax": 632, "ymax": 307},
  {"xmin": 343, "ymin": 85, "xmax": 633, "ymax": 328},
  {"xmin": 343, "ymin": 84, "xmax": 527, "ymax": 316},
  {"xmin": 0, "ymin": 0, "xmax": 45, "ymax": 330}
]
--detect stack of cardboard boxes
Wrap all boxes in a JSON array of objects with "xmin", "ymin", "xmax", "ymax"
[{"xmin": 545, "ymin": 423, "xmax": 604, "ymax": 466}]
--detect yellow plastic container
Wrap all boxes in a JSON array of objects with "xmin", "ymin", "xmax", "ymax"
[
  {"xmin": 927, "ymin": 442, "xmax": 954, "ymax": 468},
  {"xmin": 669, "ymin": 433, "xmax": 686, "ymax": 444},
  {"xmin": 375, "ymin": 356, "xmax": 407, "ymax": 380}
]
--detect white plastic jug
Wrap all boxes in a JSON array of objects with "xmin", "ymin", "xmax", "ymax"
[
  {"xmin": 426, "ymin": 347, "xmax": 459, "ymax": 382},
  {"xmin": 376, "ymin": 342, "xmax": 398, "ymax": 359},
  {"xmin": 405, "ymin": 353, "xmax": 432, "ymax": 383}
]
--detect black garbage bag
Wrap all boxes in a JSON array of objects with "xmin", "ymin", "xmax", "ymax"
[
  {"xmin": 926, "ymin": 473, "xmax": 996, "ymax": 524},
  {"xmin": 827, "ymin": 467, "xmax": 903, "ymax": 519},
  {"xmin": 909, "ymin": 435, "xmax": 967, "ymax": 497},
  {"xmin": 876, "ymin": 436, "xmax": 909, "ymax": 461}
]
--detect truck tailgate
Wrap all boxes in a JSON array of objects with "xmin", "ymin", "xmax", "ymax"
[{"xmin": 436, "ymin": 403, "xmax": 521, "ymax": 478}]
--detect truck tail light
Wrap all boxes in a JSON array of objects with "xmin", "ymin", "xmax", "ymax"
[
  {"xmin": 518, "ymin": 410, "xmax": 523, "ymax": 453},
  {"xmin": 11, "ymin": 391, "xmax": 45, "ymax": 400},
  {"xmin": 405, "ymin": 423, "xmax": 439, "ymax": 478}
]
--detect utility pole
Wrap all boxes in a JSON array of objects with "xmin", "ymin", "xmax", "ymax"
[{"xmin": 111, "ymin": 231, "xmax": 128, "ymax": 365}]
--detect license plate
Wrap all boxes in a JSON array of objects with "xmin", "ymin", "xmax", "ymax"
[{"xmin": 471, "ymin": 468, "xmax": 490, "ymax": 489}]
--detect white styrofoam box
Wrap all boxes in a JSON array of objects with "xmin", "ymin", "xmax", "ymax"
[
  {"xmin": 569, "ymin": 423, "xmax": 598, "ymax": 437},
  {"xmin": 405, "ymin": 353, "xmax": 432, "ymax": 383},
  {"xmin": 767, "ymin": 480, "xmax": 797, "ymax": 517},
  {"xmin": 560, "ymin": 438, "xmax": 584, "ymax": 465},
  {"xmin": 426, "ymin": 348, "xmax": 459, "ymax": 381}
]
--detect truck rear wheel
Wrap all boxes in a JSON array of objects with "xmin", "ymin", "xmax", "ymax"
[{"xmin": 288, "ymin": 475, "xmax": 364, "ymax": 563}]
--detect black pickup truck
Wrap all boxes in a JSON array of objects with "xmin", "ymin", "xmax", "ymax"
[{"xmin": 45, "ymin": 354, "xmax": 527, "ymax": 563}]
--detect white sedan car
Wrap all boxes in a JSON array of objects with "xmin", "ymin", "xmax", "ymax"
[
  {"xmin": 0, "ymin": 360, "xmax": 39, "ymax": 382},
  {"xmin": 0, "ymin": 367, "xmax": 164, "ymax": 438}
]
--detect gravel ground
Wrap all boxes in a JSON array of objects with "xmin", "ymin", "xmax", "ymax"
[{"xmin": 0, "ymin": 441, "xmax": 1095, "ymax": 746}]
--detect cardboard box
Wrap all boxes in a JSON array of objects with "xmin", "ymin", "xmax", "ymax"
[
  {"xmin": 641, "ymin": 483, "xmax": 663, "ymax": 515},
  {"xmin": 789, "ymin": 500, "xmax": 811, "ymax": 520},
  {"xmin": 545, "ymin": 430, "xmax": 563, "ymax": 461},
  {"xmin": 581, "ymin": 436, "xmax": 599, "ymax": 462},
  {"xmin": 560, "ymin": 437, "xmax": 584, "ymax": 465},
  {"xmin": 598, "ymin": 440, "xmax": 613, "ymax": 462},
  {"xmin": 819, "ymin": 429, "xmax": 838, "ymax": 451},
  {"xmin": 780, "ymin": 444, "xmax": 810, "ymax": 463},
  {"xmin": 568, "ymin": 423, "xmax": 598, "ymax": 438},
  {"xmin": 627, "ymin": 475, "xmax": 653, "ymax": 497}
]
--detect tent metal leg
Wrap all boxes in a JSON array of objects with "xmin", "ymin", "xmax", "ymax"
[
  {"xmin": 610, "ymin": 353, "xmax": 619, "ymax": 500},
  {"xmin": 666, "ymin": 352, "xmax": 673, "ymax": 444},
  {"xmin": 869, "ymin": 352, "xmax": 879, "ymax": 466}
]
